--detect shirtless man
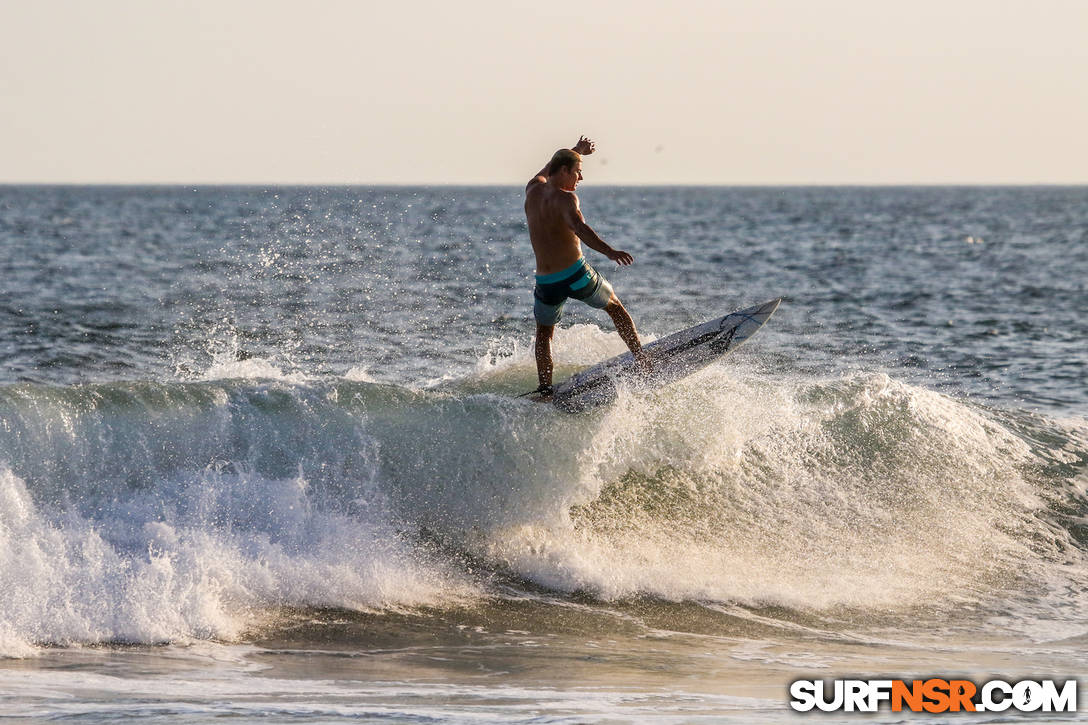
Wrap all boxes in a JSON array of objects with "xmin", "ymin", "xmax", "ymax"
[{"xmin": 525, "ymin": 135, "xmax": 645, "ymax": 398}]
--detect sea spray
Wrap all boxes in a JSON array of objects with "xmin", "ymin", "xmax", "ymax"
[{"xmin": 474, "ymin": 367, "xmax": 1060, "ymax": 609}]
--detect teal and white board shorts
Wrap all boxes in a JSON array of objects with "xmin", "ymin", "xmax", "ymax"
[{"xmin": 533, "ymin": 257, "xmax": 614, "ymax": 326}]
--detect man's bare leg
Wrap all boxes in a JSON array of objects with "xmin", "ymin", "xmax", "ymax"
[
  {"xmin": 604, "ymin": 296, "xmax": 650, "ymax": 369},
  {"xmin": 535, "ymin": 323, "xmax": 555, "ymax": 395}
]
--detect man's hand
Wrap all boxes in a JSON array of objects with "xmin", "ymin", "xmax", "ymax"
[
  {"xmin": 607, "ymin": 248, "xmax": 634, "ymax": 266},
  {"xmin": 573, "ymin": 136, "xmax": 595, "ymax": 155}
]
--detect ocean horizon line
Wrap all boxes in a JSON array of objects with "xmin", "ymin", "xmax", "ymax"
[{"xmin": 3, "ymin": 181, "xmax": 1086, "ymax": 189}]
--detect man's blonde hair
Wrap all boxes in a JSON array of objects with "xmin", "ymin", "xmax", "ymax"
[{"xmin": 547, "ymin": 149, "xmax": 581, "ymax": 176}]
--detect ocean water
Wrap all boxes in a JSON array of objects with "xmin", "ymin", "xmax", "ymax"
[{"xmin": 0, "ymin": 185, "xmax": 1086, "ymax": 722}]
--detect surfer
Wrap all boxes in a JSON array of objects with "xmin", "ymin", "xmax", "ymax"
[{"xmin": 525, "ymin": 136, "xmax": 646, "ymax": 399}]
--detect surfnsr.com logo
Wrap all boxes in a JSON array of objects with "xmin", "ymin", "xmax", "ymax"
[{"xmin": 789, "ymin": 678, "xmax": 1078, "ymax": 713}]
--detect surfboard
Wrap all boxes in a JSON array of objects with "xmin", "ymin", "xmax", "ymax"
[{"xmin": 551, "ymin": 298, "xmax": 782, "ymax": 412}]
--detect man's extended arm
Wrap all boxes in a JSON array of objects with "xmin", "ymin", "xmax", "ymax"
[
  {"xmin": 563, "ymin": 196, "xmax": 634, "ymax": 266},
  {"xmin": 526, "ymin": 136, "xmax": 596, "ymax": 189}
]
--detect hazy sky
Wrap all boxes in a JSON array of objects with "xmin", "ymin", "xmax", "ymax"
[{"xmin": 2, "ymin": 0, "xmax": 1086, "ymax": 184}]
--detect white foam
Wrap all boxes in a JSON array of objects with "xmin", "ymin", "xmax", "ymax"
[
  {"xmin": 473, "ymin": 323, "xmax": 657, "ymax": 377},
  {"xmin": 1, "ymin": 362, "xmax": 1083, "ymax": 654},
  {"xmin": 0, "ymin": 462, "xmax": 475, "ymax": 657},
  {"xmin": 471, "ymin": 369, "xmax": 1057, "ymax": 610},
  {"xmin": 199, "ymin": 356, "xmax": 311, "ymax": 383},
  {"xmin": 344, "ymin": 365, "xmax": 377, "ymax": 382}
]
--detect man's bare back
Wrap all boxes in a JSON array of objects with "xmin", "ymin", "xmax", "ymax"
[
  {"xmin": 524, "ymin": 184, "xmax": 584, "ymax": 275},
  {"xmin": 524, "ymin": 137, "xmax": 633, "ymax": 274}
]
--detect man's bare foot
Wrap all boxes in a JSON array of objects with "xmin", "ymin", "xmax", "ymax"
[
  {"xmin": 634, "ymin": 350, "xmax": 653, "ymax": 375},
  {"xmin": 531, "ymin": 383, "xmax": 554, "ymax": 402}
]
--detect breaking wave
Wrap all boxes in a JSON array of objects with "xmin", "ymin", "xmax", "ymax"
[{"xmin": 1, "ymin": 328, "xmax": 1086, "ymax": 655}]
